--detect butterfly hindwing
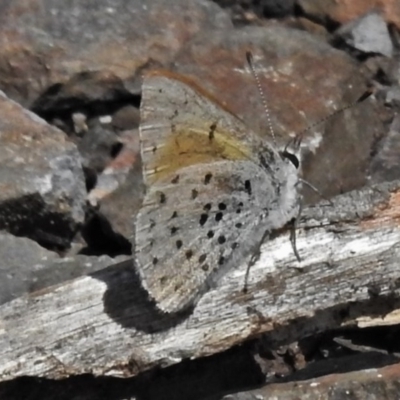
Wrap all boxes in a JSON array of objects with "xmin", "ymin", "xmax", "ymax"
[{"xmin": 134, "ymin": 159, "xmax": 277, "ymax": 313}]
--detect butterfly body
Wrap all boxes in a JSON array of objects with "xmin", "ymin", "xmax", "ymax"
[{"xmin": 134, "ymin": 70, "xmax": 301, "ymax": 313}]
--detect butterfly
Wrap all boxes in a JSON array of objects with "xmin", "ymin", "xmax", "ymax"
[{"xmin": 133, "ymin": 64, "xmax": 301, "ymax": 314}]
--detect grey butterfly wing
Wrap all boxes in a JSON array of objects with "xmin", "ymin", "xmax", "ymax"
[
  {"xmin": 135, "ymin": 71, "xmax": 300, "ymax": 313},
  {"xmin": 135, "ymin": 159, "xmax": 277, "ymax": 313},
  {"xmin": 139, "ymin": 71, "xmax": 274, "ymax": 188}
]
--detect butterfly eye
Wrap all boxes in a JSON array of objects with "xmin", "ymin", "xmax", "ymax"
[{"xmin": 280, "ymin": 150, "xmax": 300, "ymax": 169}]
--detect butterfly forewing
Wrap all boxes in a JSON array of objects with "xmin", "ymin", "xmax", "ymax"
[{"xmin": 139, "ymin": 71, "xmax": 273, "ymax": 186}]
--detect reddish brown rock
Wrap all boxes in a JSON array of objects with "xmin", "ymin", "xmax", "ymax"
[{"xmin": 0, "ymin": 0, "xmax": 233, "ymax": 108}]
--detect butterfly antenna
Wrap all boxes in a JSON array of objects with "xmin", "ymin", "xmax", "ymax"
[
  {"xmin": 296, "ymin": 89, "xmax": 373, "ymax": 140},
  {"xmin": 246, "ymin": 51, "xmax": 276, "ymax": 145}
]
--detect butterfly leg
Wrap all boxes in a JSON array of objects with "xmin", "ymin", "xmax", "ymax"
[
  {"xmin": 243, "ymin": 229, "xmax": 270, "ymax": 293},
  {"xmin": 298, "ymin": 178, "xmax": 334, "ymax": 206},
  {"xmin": 289, "ymin": 202, "xmax": 303, "ymax": 262},
  {"xmin": 243, "ymin": 201, "xmax": 304, "ymax": 293}
]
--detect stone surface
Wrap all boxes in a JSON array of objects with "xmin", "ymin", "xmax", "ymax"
[
  {"xmin": 0, "ymin": 231, "xmax": 126, "ymax": 305},
  {"xmin": 384, "ymin": 86, "xmax": 400, "ymax": 106},
  {"xmin": 78, "ymin": 119, "xmax": 122, "ymax": 175},
  {"xmin": 370, "ymin": 114, "xmax": 400, "ymax": 182},
  {"xmin": 0, "ymin": 0, "xmax": 233, "ymax": 108},
  {"xmin": 95, "ymin": 150, "xmax": 143, "ymax": 243},
  {"xmin": 260, "ymin": 0, "xmax": 295, "ymax": 17},
  {"xmin": 0, "ymin": 232, "xmax": 57, "ymax": 304},
  {"xmin": 87, "ymin": 126, "xmax": 142, "ymax": 244},
  {"xmin": 0, "ymin": 91, "xmax": 86, "ymax": 249},
  {"xmin": 297, "ymin": 0, "xmax": 400, "ymax": 30},
  {"xmin": 111, "ymin": 105, "xmax": 141, "ymax": 132},
  {"xmin": 215, "ymin": 0, "xmax": 295, "ymax": 20},
  {"xmin": 28, "ymin": 253, "xmax": 130, "ymax": 296},
  {"xmin": 222, "ymin": 362, "xmax": 400, "ymax": 399},
  {"xmin": 335, "ymin": 12, "xmax": 393, "ymax": 57}
]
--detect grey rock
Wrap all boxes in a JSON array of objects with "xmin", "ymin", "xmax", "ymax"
[
  {"xmin": 336, "ymin": 12, "xmax": 393, "ymax": 57},
  {"xmin": 78, "ymin": 121, "xmax": 121, "ymax": 174},
  {"xmin": 370, "ymin": 114, "xmax": 400, "ymax": 183},
  {"xmin": 0, "ymin": 232, "xmax": 58, "ymax": 304},
  {"xmin": 385, "ymin": 86, "xmax": 400, "ymax": 105},
  {"xmin": 0, "ymin": 230, "xmax": 128, "ymax": 305},
  {"xmin": 28, "ymin": 253, "xmax": 129, "ymax": 296},
  {"xmin": 0, "ymin": 91, "xmax": 86, "ymax": 249}
]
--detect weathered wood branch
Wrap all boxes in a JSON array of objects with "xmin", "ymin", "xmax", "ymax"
[{"xmin": 1, "ymin": 181, "xmax": 400, "ymax": 381}]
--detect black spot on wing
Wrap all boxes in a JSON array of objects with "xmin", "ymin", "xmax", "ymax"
[
  {"xmin": 209, "ymin": 122, "xmax": 217, "ymax": 140},
  {"xmin": 199, "ymin": 214, "xmax": 208, "ymax": 226},
  {"xmin": 204, "ymin": 173, "xmax": 212, "ymax": 184},
  {"xmin": 244, "ymin": 180, "xmax": 252, "ymax": 196},
  {"xmin": 159, "ymin": 192, "xmax": 166, "ymax": 204}
]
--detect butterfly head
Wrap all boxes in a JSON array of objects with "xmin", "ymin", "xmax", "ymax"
[{"xmin": 279, "ymin": 132, "xmax": 302, "ymax": 170}]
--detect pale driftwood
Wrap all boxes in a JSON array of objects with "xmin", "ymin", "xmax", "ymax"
[{"xmin": 1, "ymin": 181, "xmax": 400, "ymax": 381}]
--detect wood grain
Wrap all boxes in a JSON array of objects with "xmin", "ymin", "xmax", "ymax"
[{"xmin": 1, "ymin": 181, "xmax": 400, "ymax": 381}]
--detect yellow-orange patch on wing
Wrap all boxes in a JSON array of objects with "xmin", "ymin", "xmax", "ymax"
[{"xmin": 145, "ymin": 123, "xmax": 251, "ymax": 184}]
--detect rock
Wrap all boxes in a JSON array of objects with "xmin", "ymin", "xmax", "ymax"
[
  {"xmin": 370, "ymin": 114, "xmax": 400, "ymax": 182},
  {"xmin": 0, "ymin": 0, "xmax": 233, "ymax": 108},
  {"xmin": 363, "ymin": 56, "xmax": 400, "ymax": 85},
  {"xmin": 29, "ymin": 253, "xmax": 130, "ymax": 295},
  {"xmin": 260, "ymin": 0, "xmax": 295, "ymax": 17},
  {"xmin": 83, "ymin": 124, "xmax": 142, "ymax": 252},
  {"xmin": 88, "ymin": 127, "xmax": 141, "ymax": 203},
  {"xmin": 72, "ymin": 112, "xmax": 88, "ymax": 135},
  {"xmin": 222, "ymin": 361, "xmax": 400, "ymax": 399},
  {"xmin": 335, "ymin": 12, "xmax": 393, "ymax": 57},
  {"xmin": 0, "ymin": 232, "xmax": 58, "ymax": 305},
  {"xmin": 111, "ymin": 105, "xmax": 141, "ymax": 131},
  {"xmin": 80, "ymin": 207, "xmax": 132, "ymax": 256},
  {"xmin": 385, "ymin": 86, "xmax": 400, "ymax": 106},
  {"xmin": 0, "ymin": 230, "xmax": 129, "ymax": 305},
  {"xmin": 214, "ymin": 0, "xmax": 295, "ymax": 19},
  {"xmin": 0, "ymin": 91, "xmax": 86, "ymax": 250},
  {"xmin": 297, "ymin": 0, "xmax": 400, "ymax": 31},
  {"xmin": 78, "ymin": 120, "xmax": 122, "ymax": 174}
]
